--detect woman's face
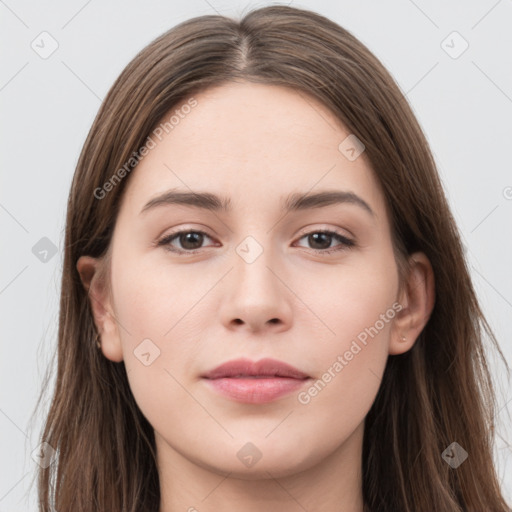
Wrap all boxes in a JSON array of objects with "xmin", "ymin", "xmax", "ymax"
[{"xmin": 86, "ymin": 82, "xmax": 411, "ymax": 478}]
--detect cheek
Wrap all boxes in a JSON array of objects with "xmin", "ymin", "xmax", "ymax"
[
  {"xmin": 114, "ymin": 260, "xmax": 201, "ymax": 429},
  {"xmin": 111, "ymin": 253, "xmax": 211, "ymax": 391},
  {"xmin": 297, "ymin": 253, "xmax": 398, "ymax": 406},
  {"xmin": 302, "ymin": 247, "xmax": 399, "ymax": 343},
  {"xmin": 111, "ymin": 253, "xmax": 202, "ymax": 339}
]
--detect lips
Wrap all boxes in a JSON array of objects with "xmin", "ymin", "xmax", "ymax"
[
  {"xmin": 201, "ymin": 357, "xmax": 310, "ymax": 380},
  {"xmin": 201, "ymin": 358, "xmax": 310, "ymax": 404}
]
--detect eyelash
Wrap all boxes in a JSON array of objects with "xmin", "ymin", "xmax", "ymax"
[{"xmin": 156, "ymin": 228, "xmax": 356, "ymax": 255}]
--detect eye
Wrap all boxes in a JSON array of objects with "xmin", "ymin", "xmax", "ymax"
[
  {"xmin": 157, "ymin": 229, "xmax": 216, "ymax": 254},
  {"xmin": 294, "ymin": 229, "xmax": 355, "ymax": 254},
  {"xmin": 156, "ymin": 228, "xmax": 355, "ymax": 255}
]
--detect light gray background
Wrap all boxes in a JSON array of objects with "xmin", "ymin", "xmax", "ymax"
[{"xmin": 1, "ymin": 0, "xmax": 511, "ymax": 509}]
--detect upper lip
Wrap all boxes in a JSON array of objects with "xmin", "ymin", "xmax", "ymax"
[{"xmin": 201, "ymin": 357, "xmax": 310, "ymax": 379}]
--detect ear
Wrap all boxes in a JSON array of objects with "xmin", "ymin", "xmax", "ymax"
[
  {"xmin": 76, "ymin": 255, "xmax": 123, "ymax": 362},
  {"xmin": 389, "ymin": 252, "xmax": 435, "ymax": 355}
]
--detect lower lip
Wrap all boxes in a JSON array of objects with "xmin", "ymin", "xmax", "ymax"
[{"xmin": 203, "ymin": 377, "xmax": 310, "ymax": 404}]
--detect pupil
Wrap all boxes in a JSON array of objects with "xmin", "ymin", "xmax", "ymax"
[
  {"xmin": 181, "ymin": 232, "xmax": 202, "ymax": 249},
  {"xmin": 310, "ymin": 233, "xmax": 331, "ymax": 249}
]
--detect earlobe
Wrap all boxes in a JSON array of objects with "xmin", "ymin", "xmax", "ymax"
[
  {"xmin": 76, "ymin": 255, "xmax": 124, "ymax": 362},
  {"xmin": 389, "ymin": 252, "xmax": 435, "ymax": 356}
]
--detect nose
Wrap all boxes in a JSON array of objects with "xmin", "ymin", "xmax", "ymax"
[{"xmin": 218, "ymin": 240, "xmax": 292, "ymax": 334}]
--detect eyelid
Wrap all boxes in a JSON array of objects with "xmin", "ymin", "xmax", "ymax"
[
  {"xmin": 156, "ymin": 228, "xmax": 214, "ymax": 249},
  {"xmin": 295, "ymin": 224, "xmax": 354, "ymax": 241},
  {"xmin": 293, "ymin": 228, "xmax": 355, "ymax": 254},
  {"xmin": 156, "ymin": 225, "xmax": 356, "ymax": 255}
]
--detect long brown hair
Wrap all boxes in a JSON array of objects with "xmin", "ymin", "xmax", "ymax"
[{"xmin": 33, "ymin": 5, "xmax": 511, "ymax": 511}]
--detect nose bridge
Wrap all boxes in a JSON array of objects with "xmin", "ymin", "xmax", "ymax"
[
  {"xmin": 230, "ymin": 202, "xmax": 278, "ymax": 273},
  {"xmin": 233, "ymin": 231, "xmax": 279, "ymax": 294},
  {"xmin": 219, "ymin": 228, "xmax": 291, "ymax": 331},
  {"xmin": 221, "ymin": 190, "xmax": 292, "ymax": 280}
]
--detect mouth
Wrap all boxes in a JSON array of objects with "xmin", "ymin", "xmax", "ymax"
[
  {"xmin": 201, "ymin": 357, "xmax": 311, "ymax": 404},
  {"xmin": 201, "ymin": 357, "xmax": 310, "ymax": 379}
]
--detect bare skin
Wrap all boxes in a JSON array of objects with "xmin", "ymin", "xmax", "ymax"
[{"xmin": 77, "ymin": 82, "xmax": 435, "ymax": 512}]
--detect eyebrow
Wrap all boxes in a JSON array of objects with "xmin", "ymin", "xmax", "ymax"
[{"xmin": 140, "ymin": 189, "xmax": 375, "ymax": 217}]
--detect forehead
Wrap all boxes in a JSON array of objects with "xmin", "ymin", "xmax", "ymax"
[{"xmin": 120, "ymin": 82, "xmax": 386, "ymax": 220}]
